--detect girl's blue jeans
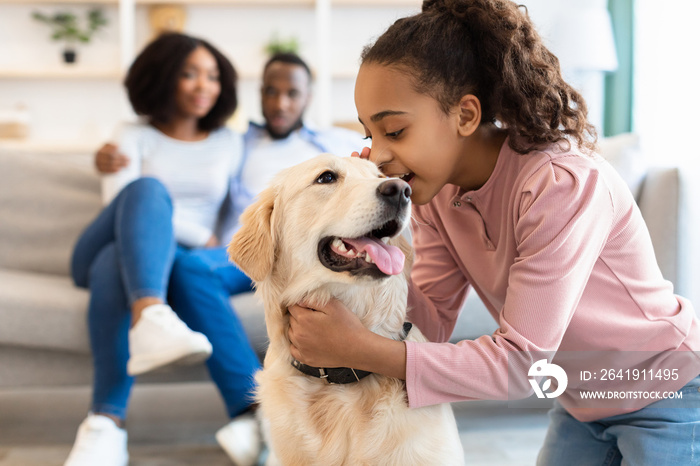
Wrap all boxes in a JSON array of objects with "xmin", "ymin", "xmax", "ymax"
[
  {"xmin": 70, "ymin": 177, "xmax": 261, "ymax": 420},
  {"xmin": 537, "ymin": 374, "xmax": 700, "ymax": 465}
]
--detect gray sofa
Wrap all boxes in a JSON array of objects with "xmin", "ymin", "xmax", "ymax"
[{"xmin": 1, "ymin": 133, "xmax": 698, "ymax": 391}]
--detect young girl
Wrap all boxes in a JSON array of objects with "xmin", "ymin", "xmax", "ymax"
[
  {"xmin": 67, "ymin": 33, "xmax": 260, "ymax": 466},
  {"xmin": 287, "ymin": 0, "xmax": 700, "ymax": 463}
]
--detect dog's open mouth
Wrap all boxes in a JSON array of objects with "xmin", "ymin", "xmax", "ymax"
[{"xmin": 318, "ymin": 219, "xmax": 405, "ymax": 277}]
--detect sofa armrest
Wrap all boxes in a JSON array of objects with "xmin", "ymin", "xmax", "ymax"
[{"xmin": 638, "ymin": 166, "xmax": 700, "ymax": 310}]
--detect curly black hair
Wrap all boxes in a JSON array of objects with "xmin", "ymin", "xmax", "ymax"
[
  {"xmin": 362, "ymin": 0, "xmax": 597, "ymax": 154},
  {"xmin": 124, "ymin": 32, "xmax": 237, "ymax": 132}
]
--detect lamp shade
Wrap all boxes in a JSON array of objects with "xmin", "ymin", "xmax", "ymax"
[{"xmin": 550, "ymin": 6, "xmax": 618, "ymax": 72}]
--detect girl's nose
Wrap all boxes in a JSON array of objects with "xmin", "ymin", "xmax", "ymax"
[{"xmin": 369, "ymin": 145, "xmax": 391, "ymax": 172}]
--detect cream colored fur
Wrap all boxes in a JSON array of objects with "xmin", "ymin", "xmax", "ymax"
[{"xmin": 228, "ymin": 154, "xmax": 464, "ymax": 465}]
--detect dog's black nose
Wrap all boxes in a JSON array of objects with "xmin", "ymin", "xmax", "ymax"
[{"xmin": 377, "ymin": 179, "xmax": 411, "ymax": 207}]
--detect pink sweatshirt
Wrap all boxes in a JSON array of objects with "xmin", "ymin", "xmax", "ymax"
[{"xmin": 405, "ymin": 139, "xmax": 700, "ymax": 421}]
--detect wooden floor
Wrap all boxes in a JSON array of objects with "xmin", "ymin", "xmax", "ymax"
[{"xmin": 0, "ymin": 383, "xmax": 550, "ymax": 465}]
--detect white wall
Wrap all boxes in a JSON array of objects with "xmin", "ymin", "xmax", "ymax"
[
  {"xmin": 0, "ymin": 3, "xmax": 124, "ymax": 145},
  {"xmin": 0, "ymin": 1, "xmax": 622, "ymax": 149},
  {"xmin": 634, "ymin": 0, "xmax": 700, "ymax": 171}
]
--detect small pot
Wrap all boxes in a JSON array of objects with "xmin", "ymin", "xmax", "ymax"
[{"xmin": 63, "ymin": 48, "xmax": 77, "ymax": 64}]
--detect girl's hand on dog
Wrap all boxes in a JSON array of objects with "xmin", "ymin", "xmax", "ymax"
[
  {"xmin": 288, "ymin": 298, "xmax": 408, "ymax": 380},
  {"xmin": 288, "ymin": 299, "xmax": 366, "ymax": 368}
]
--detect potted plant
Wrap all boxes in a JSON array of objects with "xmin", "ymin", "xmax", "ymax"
[
  {"xmin": 264, "ymin": 32, "xmax": 300, "ymax": 56},
  {"xmin": 32, "ymin": 8, "xmax": 108, "ymax": 64}
]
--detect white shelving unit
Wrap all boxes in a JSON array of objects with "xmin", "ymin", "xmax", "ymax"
[
  {"xmin": 0, "ymin": 0, "xmax": 420, "ymax": 148},
  {"xmin": 0, "ymin": 0, "xmax": 415, "ymax": 76},
  {"xmin": 0, "ymin": 68, "xmax": 121, "ymax": 79}
]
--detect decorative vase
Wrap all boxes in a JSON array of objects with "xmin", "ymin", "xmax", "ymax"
[{"xmin": 63, "ymin": 48, "xmax": 77, "ymax": 64}]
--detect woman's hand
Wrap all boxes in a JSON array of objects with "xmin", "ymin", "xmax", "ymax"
[
  {"xmin": 204, "ymin": 235, "xmax": 220, "ymax": 248},
  {"xmin": 288, "ymin": 299, "xmax": 366, "ymax": 369},
  {"xmin": 95, "ymin": 143, "xmax": 130, "ymax": 173}
]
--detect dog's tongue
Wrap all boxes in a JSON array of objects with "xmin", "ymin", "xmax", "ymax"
[{"xmin": 342, "ymin": 236, "xmax": 405, "ymax": 275}]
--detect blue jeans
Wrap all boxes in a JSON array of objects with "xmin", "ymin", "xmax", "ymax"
[
  {"xmin": 71, "ymin": 177, "xmax": 261, "ymax": 420},
  {"xmin": 537, "ymin": 375, "xmax": 700, "ymax": 465}
]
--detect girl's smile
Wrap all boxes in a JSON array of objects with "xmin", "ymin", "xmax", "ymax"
[{"xmin": 376, "ymin": 161, "xmax": 415, "ymax": 187}]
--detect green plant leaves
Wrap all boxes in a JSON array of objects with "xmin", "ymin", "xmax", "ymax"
[{"xmin": 32, "ymin": 8, "xmax": 107, "ymax": 44}]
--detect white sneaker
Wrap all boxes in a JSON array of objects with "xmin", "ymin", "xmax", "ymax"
[
  {"xmin": 216, "ymin": 412, "xmax": 263, "ymax": 466},
  {"xmin": 127, "ymin": 304, "xmax": 213, "ymax": 376},
  {"xmin": 64, "ymin": 414, "xmax": 128, "ymax": 466}
]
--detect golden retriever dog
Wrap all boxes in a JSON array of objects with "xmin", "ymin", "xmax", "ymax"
[{"xmin": 228, "ymin": 154, "xmax": 463, "ymax": 465}]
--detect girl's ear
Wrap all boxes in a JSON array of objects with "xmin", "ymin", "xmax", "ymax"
[
  {"xmin": 227, "ymin": 187, "xmax": 277, "ymax": 282},
  {"xmin": 457, "ymin": 94, "xmax": 482, "ymax": 137}
]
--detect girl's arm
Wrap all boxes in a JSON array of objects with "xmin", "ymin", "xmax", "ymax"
[
  {"xmin": 289, "ymin": 161, "xmax": 614, "ymax": 408},
  {"xmin": 405, "ymin": 205, "xmax": 471, "ymax": 342},
  {"xmin": 404, "ymin": 162, "xmax": 614, "ymax": 408}
]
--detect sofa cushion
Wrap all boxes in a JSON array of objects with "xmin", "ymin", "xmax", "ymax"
[
  {"xmin": 637, "ymin": 167, "xmax": 681, "ymax": 288},
  {"xmin": 0, "ymin": 268, "xmax": 90, "ymax": 353},
  {"xmin": 0, "ymin": 266, "xmax": 269, "ymax": 357},
  {"xmin": 598, "ymin": 133, "xmax": 647, "ymax": 201},
  {"xmin": 0, "ymin": 150, "xmax": 102, "ymax": 276},
  {"xmin": 230, "ymin": 293, "xmax": 268, "ymax": 357}
]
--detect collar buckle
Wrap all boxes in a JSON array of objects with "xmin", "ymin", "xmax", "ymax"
[{"xmin": 318, "ymin": 368, "xmax": 331, "ymax": 384}]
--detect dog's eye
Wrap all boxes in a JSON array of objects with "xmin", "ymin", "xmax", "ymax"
[{"xmin": 315, "ymin": 170, "xmax": 337, "ymax": 184}]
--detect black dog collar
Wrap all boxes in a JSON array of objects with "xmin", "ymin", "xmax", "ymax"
[{"xmin": 291, "ymin": 322, "xmax": 413, "ymax": 385}]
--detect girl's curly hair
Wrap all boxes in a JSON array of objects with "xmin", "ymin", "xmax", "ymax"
[{"xmin": 361, "ymin": 0, "xmax": 597, "ymax": 154}]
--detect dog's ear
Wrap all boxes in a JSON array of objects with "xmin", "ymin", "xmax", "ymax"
[{"xmin": 228, "ymin": 187, "xmax": 277, "ymax": 282}]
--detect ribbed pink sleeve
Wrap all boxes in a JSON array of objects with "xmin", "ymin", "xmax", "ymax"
[
  {"xmin": 405, "ymin": 157, "xmax": 614, "ymax": 408},
  {"xmin": 406, "ymin": 206, "xmax": 469, "ymax": 344}
]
